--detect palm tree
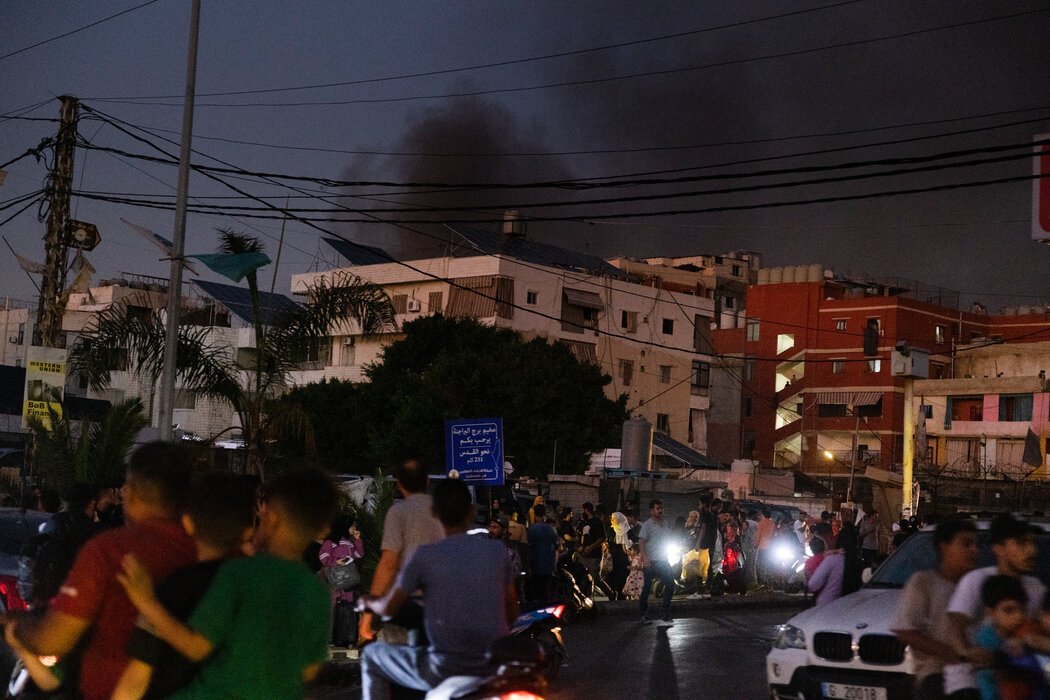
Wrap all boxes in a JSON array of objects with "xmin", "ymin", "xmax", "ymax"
[
  {"xmin": 71, "ymin": 229, "xmax": 396, "ymax": 479},
  {"xmin": 28, "ymin": 398, "xmax": 150, "ymax": 491}
]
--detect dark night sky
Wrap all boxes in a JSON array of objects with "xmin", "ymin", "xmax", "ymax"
[{"xmin": 3, "ymin": 0, "xmax": 1050, "ymax": 311}]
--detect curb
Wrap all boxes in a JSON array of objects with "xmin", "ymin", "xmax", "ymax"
[{"xmin": 583, "ymin": 592, "xmax": 809, "ymax": 620}]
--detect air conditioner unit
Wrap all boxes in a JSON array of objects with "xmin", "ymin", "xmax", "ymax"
[
  {"xmin": 406, "ymin": 299, "xmax": 421, "ymax": 312},
  {"xmin": 343, "ymin": 337, "xmax": 355, "ymax": 347}
]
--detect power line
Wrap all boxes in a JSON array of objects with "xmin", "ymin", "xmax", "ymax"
[
  {"xmin": 85, "ymin": 8, "xmax": 1050, "ymax": 109},
  {"xmin": 73, "ymin": 140, "xmax": 1048, "ymax": 216},
  {"xmin": 83, "ymin": 0, "xmax": 867, "ymax": 101},
  {"xmin": 72, "ymin": 104, "xmax": 1050, "ymax": 160},
  {"xmin": 0, "ymin": 0, "xmax": 166, "ymax": 62}
]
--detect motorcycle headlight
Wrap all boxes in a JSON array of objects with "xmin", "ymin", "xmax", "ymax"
[
  {"xmin": 773, "ymin": 624, "xmax": 807, "ymax": 650},
  {"xmin": 665, "ymin": 543, "xmax": 682, "ymax": 565},
  {"xmin": 774, "ymin": 544, "xmax": 794, "ymax": 563}
]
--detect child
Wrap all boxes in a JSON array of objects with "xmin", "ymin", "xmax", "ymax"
[
  {"xmin": 117, "ymin": 468, "xmax": 340, "ymax": 700},
  {"xmin": 975, "ymin": 575, "xmax": 1045, "ymax": 700},
  {"xmin": 622, "ymin": 543, "xmax": 645, "ymax": 600},
  {"xmin": 111, "ymin": 472, "xmax": 256, "ymax": 700}
]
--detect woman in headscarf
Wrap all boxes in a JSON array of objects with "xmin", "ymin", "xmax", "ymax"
[
  {"xmin": 606, "ymin": 511, "xmax": 632, "ymax": 598},
  {"xmin": 528, "ymin": 495, "xmax": 546, "ymax": 525}
]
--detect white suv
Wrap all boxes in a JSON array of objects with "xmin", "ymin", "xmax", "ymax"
[{"xmin": 766, "ymin": 521, "xmax": 1050, "ymax": 700}]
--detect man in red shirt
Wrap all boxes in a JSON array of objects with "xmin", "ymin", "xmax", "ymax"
[{"xmin": 7, "ymin": 441, "xmax": 197, "ymax": 700}]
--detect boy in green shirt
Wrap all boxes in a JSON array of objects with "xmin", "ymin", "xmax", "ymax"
[{"xmin": 117, "ymin": 468, "xmax": 340, "ymax": 700}]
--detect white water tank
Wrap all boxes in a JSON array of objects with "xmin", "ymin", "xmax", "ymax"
[
  {"xmin": 782, "ymin": 266, "xmax": 796, "ymax": 283},
  {"xmin": 768, "ymin": 267, "xmax": 783, "ymax": 283},
  {"xmin": 757, "ymin": 268, "xmax": 770, "ymax": 285},
  {"xmin": 808, "ymin": 263, "xmax": 823, "ymax": 282},
  {"xmin": 621, "ymin": 417, "xmax": 653, "ymax": 471}
]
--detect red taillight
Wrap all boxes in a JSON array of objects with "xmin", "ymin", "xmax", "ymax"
[
  {"xmin": 551, "ymin": 605, "xmax": 565, "ymax": 619},
  {"xmin": 0, "ymin": 575, "xmax": 27, "ymax": 611}
]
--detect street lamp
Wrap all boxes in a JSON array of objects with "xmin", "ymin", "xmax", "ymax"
[{"xmin": 824, "ymin": 450, "xmax": 857, "ymax": 506}]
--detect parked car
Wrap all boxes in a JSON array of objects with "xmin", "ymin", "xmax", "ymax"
[{"xmin": 766, "ymin": 520, "xmax": 1050, "ymax": 700}]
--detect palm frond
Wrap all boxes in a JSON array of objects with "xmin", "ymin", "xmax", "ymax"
[
  {"xmin": 80, "ymin": 398, "xmax": 149, "ymax": 486},
  {"xmin": 70, "ymin": 302, "xmax": 244, "ymax": 409},
  {"xmin": 216, "ymin": 228, "xmax": 265, "ymax": 256}
]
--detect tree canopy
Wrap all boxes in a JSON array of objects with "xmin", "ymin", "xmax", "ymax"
[{"xmin": 275, "ymin": 315, "xmax": 627, "ymax": 477}]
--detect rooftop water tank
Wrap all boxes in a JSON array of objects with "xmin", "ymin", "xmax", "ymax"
[{"xmin": 621, "ymin": 416, "xmax": 653, "ymax": 472}]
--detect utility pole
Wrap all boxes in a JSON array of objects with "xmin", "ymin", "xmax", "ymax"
[
  {"xmin": 35, "ymin": 96, "xmax": 78, "ymax": 348},
  {"xmin": 157, "ymin": 0, "xmax": 201, "ymax": 441}
]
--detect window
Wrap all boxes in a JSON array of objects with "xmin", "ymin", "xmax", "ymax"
[
  {"xmin": 857, "ymin": 398, "xmax": 883, "ymax": 418},
  {"xmin": 835, "ymin": 319, "xmax": 847, "ymax": 332},
  {"xmin": 391, "ymin": 294, "xmax": 408, "ymax": 314},
  {"xmin": 724, "ymin": 296, "xmax": 735, "ymax": 309},
  {"xmin": 656, "ymin": 413, "xmax": 670, "ymax": 434},
  {"xmin": 935, "ymin": 325, "xmax": 946, "ymax": 344},
  {"xmin": 526, "ymin": 291, "xmax": 538, "ymax": 305},
  {"xmin": 932, "ymin": 362, "xmax": 946, "ymax": 379},
  {"xmin": 999, "ymin": 394, "xmax": 1034, "ymax": 422},
  {"xmin": 16, "ymin": 323, "xmax": 24, "ymax": 344},
  {"xmin": 659, "ymin": 365, "xmax": 671, "ymax": 384},
  {"xmin": 428, "ymin": 291, "xmax": 443, "ymax": 313},
  {"xmin": 832, "ymin": 359, "xmax": 845, "ymax": 374},
  {"xmin": 818, "ymin": 404, "xmax": 849, "ymax": 417},
  {"xmin": 744, "ymin": 357, "xmax": 756, "ymax": 382},
  {"xmin": 746, "ymin": 317, "xmax": 760, "ymax": 342},
  {"xmin": 174, "ymin": 390, "xmax": 197, "ymax": 410},
  {"xmin": 662, "ymin": 318, "xmax": 674, "ymax": 335},
  {"xmin": 691, "ymin": 360, "xmax": 710, "ymax": 394},
  {"xmin": 732, "ymin": 264, "xmax": 741, "ymax": 277},
  {"xmin": 583, "ymin": 308, "xmax": 598, "ymax": 324},
  {"xmin": 864, "ymin": 318, "xmax": 880, "ymax": 355},
  {"xmin": 777, "ymin": 334, "xmax": 795, "ymax": 354},
  {"xmin": 948, "ymin": 396, "xmax": 984, "ymax": 424},
  {"xmin": 743, "ymin": 396, "xmax": 753, "ymax": 417},
  {"xmin": 619, "ymin": 359, "xmax": 633, "ymax": 387},
  {"xmin": 867, "ymin": 359, "xmax": 881, "ymax": 373},
  {"xmin": 621, "ymin": 310, "xmax": 638, "ymax": 333},
  {"xmin": 743, "ymin": 432, "xmax": 756, "ymax": 457},
  {"xmin": 693, "ymin": 314, "xmax": 712, "ymax": 352}
]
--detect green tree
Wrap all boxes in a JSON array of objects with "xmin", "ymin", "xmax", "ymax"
[
  {"xmin": 352, "ymin": 315, "xmax": 626, "ymax": 476},
  {"xmin": 70, "ymin": 229, "xmax": 396, "ymax": 479},
  {"xmin": 28, "ymin": 398, "xmax": 150, "ymax": 491}
]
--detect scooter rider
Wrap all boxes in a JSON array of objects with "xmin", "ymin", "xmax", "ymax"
[{"xmin": 357, "ymin": 478, "xmax": 519, "ymax": 699}]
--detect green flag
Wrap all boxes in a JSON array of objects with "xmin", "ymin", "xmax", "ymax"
[{"xmin": 188, "ymin": 252, "xmax": 271, "ymax": 283}]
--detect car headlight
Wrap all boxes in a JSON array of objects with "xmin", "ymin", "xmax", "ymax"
[{"xmin": 773, "ymin": 624, "xmax": 807, "ymax": 650}]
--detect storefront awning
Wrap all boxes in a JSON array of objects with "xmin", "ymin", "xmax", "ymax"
[{"xmin": 813, "ymin": 391, "xmax": 882, "ymax": 406}]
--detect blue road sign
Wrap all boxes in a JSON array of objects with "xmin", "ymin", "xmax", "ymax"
[{"xmin": 445, "ymin": 418, "xmax": 504, "ymax": 485}]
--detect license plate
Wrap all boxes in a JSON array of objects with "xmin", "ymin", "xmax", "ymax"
[{"xmin": 820, "ymin": 683, "xmax": 887, "ymax": 700}]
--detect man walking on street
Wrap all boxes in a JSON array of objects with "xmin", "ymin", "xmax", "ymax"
[
  {"xmin": 577, "ymin": 502, "xmax": 614, "ymax": 600},
  {"xmin": 526, "ymin": 504, "xmax": 559, "ymax": 604},
  {"xmin": 754, "ymin": 506, "xmax": 776, "ymax": 587},
  {"xmin": 638, "ymin": 499, "xmax": 674, "ymax": 624}
]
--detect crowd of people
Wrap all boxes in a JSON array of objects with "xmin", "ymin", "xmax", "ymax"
[{"xmin": 2, "ymin": 440, "xmax": 342, "ymax": 700}]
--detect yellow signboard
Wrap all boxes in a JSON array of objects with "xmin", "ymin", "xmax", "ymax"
[{"xmin": 22, "ymin": 346, "xmax": 68, "ymax": 430}]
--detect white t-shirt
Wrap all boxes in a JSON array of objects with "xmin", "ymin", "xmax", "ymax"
[
  {"xmin": 943, "ymin": 565, "xmax": 1046, "ymax": 693},
  {"xmin": 889, "ymin": 569, "xmax": 956, "ymax": 681}
]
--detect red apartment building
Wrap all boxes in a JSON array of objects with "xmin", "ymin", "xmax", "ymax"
[{"xmin": 712, "ymin": 267, "xmax": 1050, "ymax": 490}]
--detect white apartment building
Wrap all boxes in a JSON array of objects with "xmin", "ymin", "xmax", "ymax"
[{"xmin": 291, "ymin": 225, "xmax": 718, "ymax": 454}]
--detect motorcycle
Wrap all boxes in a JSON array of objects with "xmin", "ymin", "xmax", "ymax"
[
  {"xmin": 384, "ymin": 605, "xmax": 567, "ymax": 700},
  {"xmin": 426, "ymin": 605, "xmax": 567, "ymax": 699},
  {"xmin": 552, "ymin": 551, "xmax": 594, "ymax": 619},
  {"xmin": 770, "ymin": 538, "xmax": 808, "ymax": 593}
]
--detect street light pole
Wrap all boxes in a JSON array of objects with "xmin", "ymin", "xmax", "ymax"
[{"xmin": 158, "ymin": 0, "xmax": 201, "ymax": 441}]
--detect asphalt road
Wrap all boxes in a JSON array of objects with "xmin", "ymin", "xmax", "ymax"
[
  {"xmin": 307, "ymin": 598, "xmax": 806, "ymax": 699},
  {"xmin": 547, "ymin": 604, "xmax": 805, "ymax": 699}
]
